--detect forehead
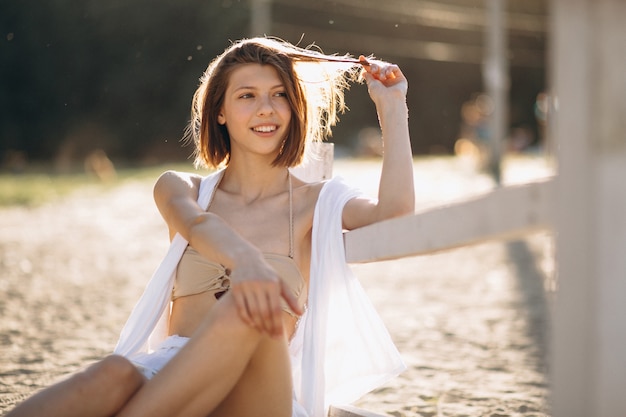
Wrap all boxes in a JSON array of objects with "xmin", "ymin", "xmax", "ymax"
[{"xmin": 226, "ymin": 63, "xmax": 283, "ymax": 90}]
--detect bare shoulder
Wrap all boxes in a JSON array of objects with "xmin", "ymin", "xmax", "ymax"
[
  {"xmin": 155, "ymin": 170, "xmax": 203, "ymax": 188},
  {"xmin": 153, "ymin": 170, "xmax": 206, "ymax": 213},
  {"xmin": 154, "ymin": 170, "xmax": 203, "ymax": 197}
]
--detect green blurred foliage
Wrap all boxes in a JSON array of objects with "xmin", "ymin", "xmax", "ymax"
[
  {"xmin": 1, "ymin": 0, "xmax": 250, "ymax": 164},
  {"xmin": 0, "ymin": 162, "xmax": 197, "ymax": 207}
]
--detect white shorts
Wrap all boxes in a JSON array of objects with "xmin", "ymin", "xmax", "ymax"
[{"xmin": 128, "ymin": 335, "xmax": 190, "ymax": 380}]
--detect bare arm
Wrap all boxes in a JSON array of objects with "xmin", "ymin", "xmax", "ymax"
[
  {"xmin": 153, "ymin": 171, "xmax": 301, "ymax": 337},
  {"xmin": 342, "ymin": 59, "xmax": 415, "ymax": 230},
  {"xmin": 154, "ymin": 171, "xmax": 258, "ymax": 269}
]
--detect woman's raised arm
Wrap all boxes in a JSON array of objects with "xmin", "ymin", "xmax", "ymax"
[{"xmin": 342, "ymin": 59, "xmax": 415, "ymax": 231}]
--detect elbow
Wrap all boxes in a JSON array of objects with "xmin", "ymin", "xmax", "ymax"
[
  {"xmin": 392, "ymin": 200, "xmax": 415, "ymax": 218},
  {"xmin": 186, "ymin": 213, "xmax": 211, "ymax": 245},
  {"xmin": 377, "ymin": 200, "xmax": 415, "ymax": 223},
  {"xmin": 390, "ymin": 191, "xmax": 416, "ymax": 218},
  {"xmin": 400, "ymin": 200, "xmax": 416, "ymax": 216}
]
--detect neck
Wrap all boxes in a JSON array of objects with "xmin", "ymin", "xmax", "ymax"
[{"xmin": 220, "ymin": 160, "xmax": 290, "ymax": 202}]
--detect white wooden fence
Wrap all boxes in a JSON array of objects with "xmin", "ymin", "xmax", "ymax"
[
  {"xmin": 290, "ymin": 0, "xmax": 626, "ymax": 416},
  {"xmin": 336, "ymin": 1, "xmax": 626, "ymax": 416}
]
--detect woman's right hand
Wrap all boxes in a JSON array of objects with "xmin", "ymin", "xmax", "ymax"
[{"xmin": 229, "ymin": 253, "xmax": 302, "ymax": 338}]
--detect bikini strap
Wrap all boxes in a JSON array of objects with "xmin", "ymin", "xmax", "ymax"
[{"xmin": 288, "ymin": 171, "xmax": 294, "ymax": 259}]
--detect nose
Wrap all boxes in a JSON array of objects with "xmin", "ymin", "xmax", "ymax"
[{"xmin": 256, "ymin": 94, "xmax": 275, "ymax": 116}]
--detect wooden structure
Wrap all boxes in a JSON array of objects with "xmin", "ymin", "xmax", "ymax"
[
  {"xmin": 266, "ymin": 0, "xmax": 626, "ymax": 416},
  {"xmin": 548, "ymin": 0, "xmax": 626, "ymax": 416},
  {"xmin": 341, "ymin": 1, "xmax": 626, "ymax": 416}
]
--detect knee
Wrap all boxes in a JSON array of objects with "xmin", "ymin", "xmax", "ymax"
[
  {"xmin": 93, "ymin": 355, "xmax": 144, "ymax": 386},
  {"xmin": 82, "ymin": 355, "xmax": 144, "ymax": 400}
]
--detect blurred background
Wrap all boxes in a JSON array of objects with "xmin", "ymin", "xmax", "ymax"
[
  {"xmin": 1, "ymin": 0, "xmax": 547, "ymax": 173},
  {"xmin": 0, "ymin": 3, "xmax": 555, "ymax": 414}
]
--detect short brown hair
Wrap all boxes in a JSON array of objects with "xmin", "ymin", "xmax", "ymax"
[{"xmin": 187, "ymin": 37, "xmax": 362, "ymax": 169}]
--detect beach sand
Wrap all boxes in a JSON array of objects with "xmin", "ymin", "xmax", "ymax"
[{"xmin": 0, "ymin": 156, "xmax": 553, "ymax": 416}]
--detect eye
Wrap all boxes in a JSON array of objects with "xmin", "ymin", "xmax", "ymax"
[
  {"xmin": 274, "ymin": 91, "xmax": 288, "ymax": 98},
  {"xmin": 238, "ymin": 92, "xmax": 254, "ymax": 99}
]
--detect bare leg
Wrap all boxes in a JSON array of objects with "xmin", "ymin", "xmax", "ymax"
[
  {"xmin": 117, "ymin": 293, "xmax": 293, "ymax": 417},
  {"xmin": 207, "ymin": 333, "xmax": 292, "ymax": 417},
  {"xmin": 6, "ymin": 355, "xmax": 145, "ymax": 417}
]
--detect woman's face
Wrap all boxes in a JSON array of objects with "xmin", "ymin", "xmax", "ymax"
[{"xmin": 218, "ymin": 63, "xmax": 292, "ymax": 162}]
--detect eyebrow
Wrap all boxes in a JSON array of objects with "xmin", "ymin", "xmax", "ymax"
[{"xmin": 232, "ymin": 84, "xmax": 285, "ymax": 92}]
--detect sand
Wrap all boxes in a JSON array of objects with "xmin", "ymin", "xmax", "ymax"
[{"xmin": 0, "ymin": 156, "xmax": 553, "ymax": 416}]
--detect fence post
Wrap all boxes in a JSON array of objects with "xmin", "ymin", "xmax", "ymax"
[
  {"xmin": 483, "ymin": 0, "xmax": 508, "ymax": 184},
  {"xmin": 550, "ymin": 0, "xmax": 626, "ymax": 415},
  {"xmin": 249, "ymin": 0, "xmax": 272, "ymax": 37}
]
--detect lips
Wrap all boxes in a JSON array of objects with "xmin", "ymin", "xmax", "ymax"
[{"xmin": 252, "ymin": 125, "xmax": 278, "ymax": 133}]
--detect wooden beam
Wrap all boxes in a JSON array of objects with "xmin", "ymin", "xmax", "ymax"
[
  {"xmin": 328, "ymin": 405, "xmax": 391, "ymax": 417},
  {"xmin": 345, "ymin": 178, "xmax": 554, "ymax": 263},
  {"xmin": 272, "ymin": 0, "xmax": 547, "ymax": 34},
  {"xmin": 550, "ymin": 0, "xmax": 626, "ymax": 416},
  {"xmin": 249, "ymin": 0, "xmax": 272, "ymax": 36},
  {"xmin": 483, "ymin": 0, "xmax": 508, "ymax": 184}
]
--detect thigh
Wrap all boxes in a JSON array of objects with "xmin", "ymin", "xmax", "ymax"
[
  {"xmin": 211, "ymin": 334, "xmax": 293, "ymax": 417},
  {"xmin": 178, "ymin": 333, "xmax": 293, "ymax": 417}
]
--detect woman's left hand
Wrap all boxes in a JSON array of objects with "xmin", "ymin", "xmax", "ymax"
[{"xmin": 361, "ymin": 56, "xmax": 408, "ymax": 107}]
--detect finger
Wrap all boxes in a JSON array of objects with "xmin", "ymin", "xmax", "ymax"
[
  {"xmin": 266, "ymin": 289, "xmax": 284, "ymax": 338},
  {"xmin": 362, "ymin": 71, "xmax": 374, "ymax": 86},
  {"xmin": 381, "ymin": 63, "xmax": 398, "ymax": 77},
  {"xmin": 362, "ymin": 69, "xmax": 382, "ymax": 86},
  {"xmin": 246, "ymin": 291, "xmax": 268, "ymax": 332},
  {"xmin": 232, "ymin": 289, "xmax": 256, "ymax": 329},
  {"xmin": 383, "ymin": 66, "xmax": 397, "ymax": 80},
  {"xmin": 249, "ymin": 282, "xmax": 282, "ymax": 336},
  {"xmin": 377, "ymin": 65, "xmax": 398, "ymax": 82},
  {"xmin": 280, "ymin": 280, "xmax": 303, "ymax": 317},
  {"xmin": 253, "ymin": 287, "xmax": 275, "ymax": 336},
  {"xmin": 369, "ymin": 62, "xmax": 382, "ymax": 78},
  {"xmin": 367, "ymin": 61, "xmax": 401, "ymax": 83}
]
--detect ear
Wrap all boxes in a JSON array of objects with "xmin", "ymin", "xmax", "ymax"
[{"xmin": 217, "ymin": 111, "xmax": 226, "ymax": 125}]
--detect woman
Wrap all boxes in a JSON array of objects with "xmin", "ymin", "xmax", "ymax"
[{"xmin": 7, "ymin": 37, "xmax": 414, "ymax": 417}]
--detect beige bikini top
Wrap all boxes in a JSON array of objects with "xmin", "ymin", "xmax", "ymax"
[{"xmin": 171, "ymin": 172, "xmax": 307, "ymax": 316}]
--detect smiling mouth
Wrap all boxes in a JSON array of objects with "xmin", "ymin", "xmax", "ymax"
[{"xmin": 252, "ymin": 125, "xmax": 278, "ymax": 133}]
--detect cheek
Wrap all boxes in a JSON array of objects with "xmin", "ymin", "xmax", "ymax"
[{"xmin": 278, "ymin": 101, "xmax": 292, "ymax": 119}]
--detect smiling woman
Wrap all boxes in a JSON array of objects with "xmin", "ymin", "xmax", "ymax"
[{"xmin": 6, "ymin": 37, "xmax": 414, "ymax": 417}]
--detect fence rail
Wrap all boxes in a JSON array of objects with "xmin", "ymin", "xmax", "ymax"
[{"xmin": 345, "ymin": 178, "xmax": 554, "ymax": 263}]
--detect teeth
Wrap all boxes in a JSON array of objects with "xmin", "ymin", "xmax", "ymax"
[{"xmin": 253, "ymin": 125, "xmax": 277, "ymax": 133}]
